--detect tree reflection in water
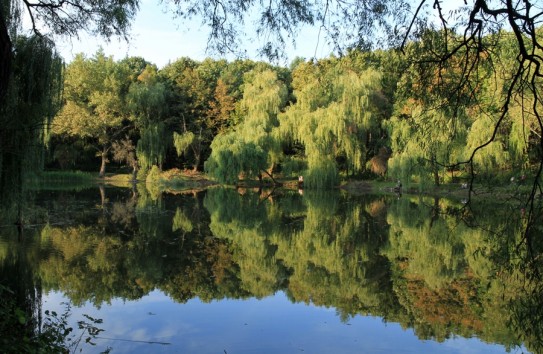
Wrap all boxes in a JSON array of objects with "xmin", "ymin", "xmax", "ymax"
[{"xmin": 0, "ymin": 185, "xmax": 541, "ymax": 352}]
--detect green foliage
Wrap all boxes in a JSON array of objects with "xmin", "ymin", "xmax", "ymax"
[
  {"xmin": 112, "ymin": 137, "xmax": 138, "ymax": 177},
  {"xmin": 205, "ymin": 68, "xmax": 287, "ymax": 184},
  {"xmin": 384, "ymin": 31, "xmax": 476, "ymax": 186},
  {"xmin": 54, "ymin": 51, "xmax": 128, "ymax": 140},
  {"xmin": 172, "ymin": 207, "xmax": 194, "ymax": 233},
  {"xmin": 304, "ymin": 157, "xmax": 339, "ymax": 189},
  {"xmin": 137, "ymin": 123, "xmax": 169, "ymax": 172},
  {"xmin": 127, "ymin": 65, "xmax": 168, "ymax": 126},
  {"xmin": 0, "ymin": 35, "xmax": 62, "ymax": 202},
  {"xmin": 205, "ymin": 132, "xmax": 267, "ymax": 184},
  {"xmin": 465, "ymin": 116, "xmax": 509, "ymax": 174},
  {"xmin": 280, "ymin": 156, "xmax": 307, "ymax": 177},
  {"xmin": 127, "ymin": 64, "xmax": 170, "ymax": 175},
  {"xmin": 1, "ymin": 0, "xmax": 137, "ymax": 204},
  {"xmin": 145, "ymin": 165, "xmax": 162, "ymax": 184},
  {"xmin": 173, "ymin": 131, "xmax": 195, "ymax": 157},
  {"xmin": 52, "ymin": 50, "xmax": 134, "ymax": 176},
  {"xmin": 279, "ymin": 56, "xmax": 384, "ymax": 188}
]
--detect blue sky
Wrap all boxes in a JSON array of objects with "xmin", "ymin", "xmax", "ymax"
[{"xmin": 56, "ymin": 0, "xmax": 334, "ymax": 68}]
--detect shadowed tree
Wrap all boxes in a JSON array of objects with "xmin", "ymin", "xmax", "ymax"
[
  {"xmin": 162, "ymin": 57, "xmax": 214, "ymax": 171},
  {"xmin": 0, "ymin": 34, "xmax": 62, "ymax": 224},
  {"xmin": 112, "ymin": 137, "xmax": 138, "ymax": 180}
]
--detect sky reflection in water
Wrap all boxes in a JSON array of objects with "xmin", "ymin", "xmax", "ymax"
[{"xmin": 44, "ymin": 290, "xmax": 518, "ymax": 354}]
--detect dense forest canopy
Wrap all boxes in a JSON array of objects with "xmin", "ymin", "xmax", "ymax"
[{"xmin": 48, "ymin": 41, "xmax": 541, "ymax": 189}]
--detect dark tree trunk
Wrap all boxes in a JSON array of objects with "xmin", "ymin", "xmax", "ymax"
[
  {"xmin": 0, "ymin": 9, "xmax": 11, "ymax": 103},
  {"xmin": 261, "ymin": 169, "xmax": 280, "ymax": 186},
  {"xmin": 0, "ymin": 9, "xmax": 12, "ymax": 190},
  {"xmin": 429, "ymin": 197, "xmax": 440, "ymax": 228}
]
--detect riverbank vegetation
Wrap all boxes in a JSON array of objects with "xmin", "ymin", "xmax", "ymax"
[
  {"xmin": 29, "ymin": 28, "xmax": 541, "ymax": 215},
  {"xmin": 45, "ymin": 29, "xmax": 541, "ymax": 194}
]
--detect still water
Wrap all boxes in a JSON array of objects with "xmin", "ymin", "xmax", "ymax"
[{"xmin": 1, "ymin": 184, "xmax": 538, "ymax": 353}]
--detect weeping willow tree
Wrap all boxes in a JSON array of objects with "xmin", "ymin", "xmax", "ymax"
[
  {"xmin": 464, "ymin": 115, "xmax": 509, "ymax": 179},
  {"xmin": 0, "ymin": 34, "xmax": 62, "ymax": 215},
  {"xmin": 278, "ymin": 57, "xmax": 383, "ymax": 188},
  {"xmin": 239, "ymin": 68, "xmax": 287, "ymax": 179},
  {"xmin": 385, "ymin": 30, "xmax": 477, "ymax": 187},
  {"xmin": 204, "ymin": 133, "xmax": 267, "ymax": 184},
  {"xmin": 127, "ymin": 65, "xmax": 169, "ymax": 176},
  {"xmin": 462, "ymin": 30, "xmax": 542, "ymax": 179},
  {"xmin": 0, "ymin": 11, "xmax": 62, "ymax": 352},
  {"xmin": 136, "ymin": 122, "xmax": 168, "ymax": 173},
  {"xmin": 173, "ymin": 131, "xmax": 195, "ymax": 159},
  {"xmin": 204, "ymin": 68, "xmax": 287, "ymax": 184},
  {"xmin": 386, "ymin": 105, "xmax": 469, "ymax": 187}
]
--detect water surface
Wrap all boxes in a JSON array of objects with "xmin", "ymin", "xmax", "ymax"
[{"xmin": 0, "ymin": 185, "xmax": 537, "ymax": 353}]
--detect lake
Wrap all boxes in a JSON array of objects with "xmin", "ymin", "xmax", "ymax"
[{"xmin": 0, "ymin": 184, "xmax": 538, "ymax": 353}]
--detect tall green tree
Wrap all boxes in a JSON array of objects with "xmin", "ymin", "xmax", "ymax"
[
  {"xmin": 0, "ymin": 0, "xmax": 139, "ymax": 197},
  {"xmin": 161, "ymin": 57, "xmax": 214, "ymax": 170},
  {"xmin": 279, "ymin": 57, "xmax": 384, "ymax": 188},
  {"xmin": 126, "ymin": 64, "xmax": 169, "ymax": 175},
  {"xmin": 204, "ymin": 68, "xmax": 288, "ymax": 184},
  {"xmin": 385, "ymin": 30, "xmax": 479, "ymax": 187},
  {"xmin": 52, "ymin": 50, "xmax": 132, "ymax": 177}
]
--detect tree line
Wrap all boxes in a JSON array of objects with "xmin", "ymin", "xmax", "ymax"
[{"xmin": 51, "ymin": 27, "xmax": 542, "ymax": 190}]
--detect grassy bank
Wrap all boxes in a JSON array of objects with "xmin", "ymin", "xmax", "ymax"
[
  {"xmin": 28, "ymin": 171, "xmax": 97, "ymax": 190},
  {"xmin": 33, "ymin": 169, "xmax": 538, "ymax": 205}
]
